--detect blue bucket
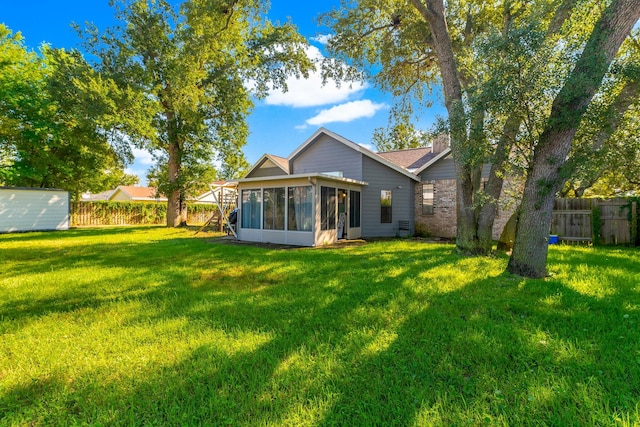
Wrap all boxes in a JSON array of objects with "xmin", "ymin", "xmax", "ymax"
[{"xmin": 549, "ymin": 235, "xmax": 559, "ymax": 245}]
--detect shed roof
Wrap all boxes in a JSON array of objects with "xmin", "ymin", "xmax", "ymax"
[{"xmin": 237, "ymin": 172, "xmax": 367, "ymax": 186}]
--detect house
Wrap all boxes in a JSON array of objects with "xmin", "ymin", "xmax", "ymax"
[
  {"xmin": 236, "ymin": 128, "xmax": 517, "ymax": 247},
  {"xmin": 236, "ymin": 128, "xmax": 421, "ymax": 246},
  {"xmin": 107, "ymin": 186, "xmax": 167, "ymax": 202},
  {"xmin": 81, "ymin": 189, "xmax": 114, "ymax": 201}
]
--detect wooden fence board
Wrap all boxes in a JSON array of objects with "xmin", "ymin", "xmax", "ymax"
[
  {"xmin": 551, "ymin": 198, "xmax": 634, "ymax": 246},
  {"xmin": 598, "ymin": 199, "xmax": 630, "ymax": 244},
  {"xmin": 71, "ymin": 202, "xmax": 221, "ymax": 227}
]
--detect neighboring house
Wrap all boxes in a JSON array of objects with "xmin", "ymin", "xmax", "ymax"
[
  {"xmin": 108, "ymin": 186, "xmax": 167, "ymax": 202},
  {"xmin": 236, "ymin": 128, "xmax": 518, "ymax": 246},
  {"xmin": 236, "ymin": 128, "xmax": 421, "ymax": 246},
  {"xmin": 81, "ymin": 190, "xmax": 114, "ymax": 201}
]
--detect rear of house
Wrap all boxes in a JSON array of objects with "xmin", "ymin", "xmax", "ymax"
[
  {"xmin": 236, "ymin": 128, "xmax": 420, "ymax": 246},
  {"xmin": 234, "ymin": 128, "xmax": 517, "ymax": 246}
]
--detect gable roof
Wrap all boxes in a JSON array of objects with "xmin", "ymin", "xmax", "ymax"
[
  {"xmin": 244, "ymin": 153, "xmax": 290, "ymax": 178},
  {"xmin": 413, "ymin": 148, "xmax": 453, "ymax": 175},
  {"xmin": 289, "ymin": 128, "xmax": 420, "ymax": 182},
  {"xmin": 270, "ymin": 155, "xmax": 289, "ymax": 172},
  {"xmin": 377, "ymin": 147, "xmax": 436, "ymax": 172},
  {"xmin": 82, "ymin": 189, "xmax": 114, "ymax": 201},
  {"xmin": 108, "ymin": 186, "xmax": 167, "ymax": 201}
]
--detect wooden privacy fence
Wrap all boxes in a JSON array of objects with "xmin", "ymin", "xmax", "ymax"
[
  {"xmin": 71, "ymin": 201, "xmax": 222, "ymax": 227},
  {"xmin": 551, "ymin": 198, "xmax": 638, "ymax": 245}
]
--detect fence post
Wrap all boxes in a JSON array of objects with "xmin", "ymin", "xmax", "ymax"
[
  {"xmin": 591, "ymin": 199, "xmax": 601, "ymax": 246},
  {"xmin": 632, "ymin": 201, "xmax": 638, "ymax": 247}
]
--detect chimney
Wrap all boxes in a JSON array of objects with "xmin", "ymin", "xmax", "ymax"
[{"xmin": 431, "ymin": 134, "xmax": 450, "ymax": 154}]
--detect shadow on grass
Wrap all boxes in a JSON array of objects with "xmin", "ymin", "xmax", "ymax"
[
  {"xmin": 0, "ymin": 225, "xmax": 167, "ymax": 242},
  {"xmin": 1, "ymin": 228, "xmax": 639, "ymax": 425},
  {"xmin": 316, "ymin": 274, "xmax": 640, "ymax": 425}
]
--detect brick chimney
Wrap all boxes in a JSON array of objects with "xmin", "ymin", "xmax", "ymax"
[{"xmin": 431, "ymin": 134, "xmax": 450, "ymax": 154}]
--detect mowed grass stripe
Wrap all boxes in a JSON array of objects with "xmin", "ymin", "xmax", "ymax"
[{"xmin": 1, "ymin": 227, "xmax": 639, "ymax": 426}]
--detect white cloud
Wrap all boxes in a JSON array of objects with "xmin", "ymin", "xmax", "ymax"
[
  {"xmin": 132, "ymin": 147, "xmax": 156, "ymax": 166},
  {"xmin": 311, "ymin": 34, "xmax": 332, "ymax": 45},
  {"xmin": 305, "ymin": 100, "xmax": 387, "ymax": 126},
  {"xmin": 264, "ymin": 45, "xmax": 366, "ymax": 108}
]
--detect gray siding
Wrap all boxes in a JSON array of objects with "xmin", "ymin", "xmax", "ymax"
[
  {"xmin": 420, "ymin": 156, "xmax": 491, "ymax": 181},
  {"xmin": 361, "ymin": 156, "xmax": 415, "ymax": 237},
  {"xmin": 419, "ymin": 156, "xmax": 455, "ymax": 181},
  {"xmin": 292, "ymin": 134, "xmax": 363, "ymax": 180},
  {"xmin": 246, "ymin": 167, "xmax": 288, "ymax": 178}
]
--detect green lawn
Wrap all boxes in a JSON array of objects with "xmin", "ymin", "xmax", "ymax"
[{"xmin": 1, "ymin": 227, "xmax": 639, "ymax": 426}]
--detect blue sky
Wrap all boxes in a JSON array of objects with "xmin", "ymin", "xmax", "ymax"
[{"xmin": 2, "ymin": 1, "xmax": 445, "ymax": 183}]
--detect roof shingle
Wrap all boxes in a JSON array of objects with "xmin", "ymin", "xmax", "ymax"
[
  {"xmin": 121, "ymin": 186, "xmax": 160, "ymax": 199},
  {"xmin": 376, "ymin": 147, "xmax": 435, "ymax": 171}
]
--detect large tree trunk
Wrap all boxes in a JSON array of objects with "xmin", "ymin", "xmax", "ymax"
[
  {"xmin": 412, "ymin": 0, "xmax": 585, "ymax": 255},
  {"xmin": 414, "ymin": 0, "xmax": 485, "ymax": 254},
  {"xmin": 497, "ymin": 209, "xmax": 518, "ymax": 252},
  {"xmin": 166, "ymin": 140, "xmax": 186, "ymax": 227},
  {"xmin": 508, "ymin": 0, "xmax": 640, "ymax": 278},
  {"xmin": 476, "ymin": 113, "xmax": 521, "ymax": 251},
  {"xmin": 475, "ymin": 0, "xmax": 580, "ymax": 250},
  {"xmin": 165, "ymin": 106, "xmax": 187, "ymax": 228}
]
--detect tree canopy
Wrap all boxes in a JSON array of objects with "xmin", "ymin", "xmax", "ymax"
[
  {"xmin": 322, "ymin": 0, "xmax": 640, "ymax": 276},
  {"xmin": 0, "ymin": 25, "xmax": 137, "ymax": 199},
  {"xmin": 82, "ymin": 0, "xmax": 313, "ymax": 226}
]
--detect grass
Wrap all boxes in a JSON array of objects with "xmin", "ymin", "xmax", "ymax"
[{"xmin": 1, "ymin": 226, "xmax": 639, "ymax": 426}]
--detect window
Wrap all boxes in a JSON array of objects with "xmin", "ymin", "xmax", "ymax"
[
  {"xmin": 380, "ymin": 190, "xmax": 392, "ymax": 223},
  {"xmin": 338, "ymin": 189, "xmax": 347, "ymax": 215},
  {"xmin": 288, "ymin": 186, "xmax": 313, "ymax": 232},
  {"xmin": 321, "ymin": 186, "xmax": 336, "ymax": 230},
  {"xmin": 241, "ymin": 189, "xmax": 261, "ymax": 229},
  {"xmin": 263, "ymin": 187, "xmax": 285, "ymax": 230},
  {"xmin": 422, "ymin": 182, "xmax": 434, "ymax": 215},
  {"xmin": 349, "ymin": 190, "xmax": 361, "ymax": 228}
]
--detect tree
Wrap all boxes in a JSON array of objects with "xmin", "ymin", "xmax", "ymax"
[
  {"xmin": 372, "ymin": 106, "xmax": 432, "ymax": 151},
  {"xmin": 0, "ymin": 25, "xmax": 41, "ymax": 185},
  {"xmin": 323, "ymin": 0, "xmax": 582, "ymax": 255},
  {"xmin": 508, "ymin": 0, "xmax": 640, "ymax": 277},
  {"xmin": 561, "ymin": 33, "xmax": 640, "ymax": 197},
  {"xmin": 324, "ymin": 0, "xmax": 640, "ymax": 275},
  {"xmin": 83, "ymin": 0, "xmax": 313, "ymax": 227},
  {"xmin": 145, "ymin": 149, "xmax": 219, "ymax": 200},
  {"xmin": 0, "ymin": 25, "xmax": 135, "ymax": 198}
]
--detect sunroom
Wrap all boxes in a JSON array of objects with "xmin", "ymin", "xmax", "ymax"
[{"xmin": 236, "ymin": 173, "xmax": 367, "ymax": 246}]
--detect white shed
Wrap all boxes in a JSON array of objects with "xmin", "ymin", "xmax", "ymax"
[{"xmin": 0, "ymin": 187, "xmax": 70, "ymax": 233}]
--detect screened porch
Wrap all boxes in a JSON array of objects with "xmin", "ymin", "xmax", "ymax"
[{"xmin": 236, "ymin": 174, "xmax": 367, "ymax": 246}]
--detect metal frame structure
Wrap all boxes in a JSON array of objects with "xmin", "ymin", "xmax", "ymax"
[{"xmin": 196, "ymin": 182, "xmax": 238, "ymax": 237}]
